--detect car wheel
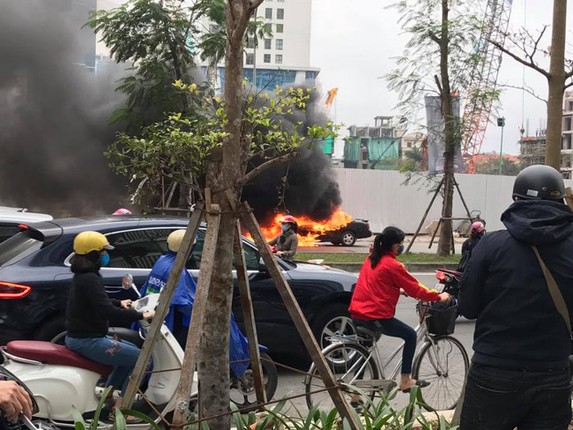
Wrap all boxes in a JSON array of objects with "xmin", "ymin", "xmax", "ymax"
[
  {"xmin": 34, "ymin": 316, "xmax": 66, "ymax": 342},
  {"xmin": 312, "ymin": 304, "xmax": 356, "ymax": 350},
  {"xmin": 340, "ymin": 230, "xmax": 357, "ymax": 247}
]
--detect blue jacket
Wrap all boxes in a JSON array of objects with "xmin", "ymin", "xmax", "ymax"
[
  {"xmin": 459, "ymin": 200, "xmax": 573, "ymax": 370},
  {"xmin": 140, "ymin": 252, "xmax": 250, "ymax": 377}
]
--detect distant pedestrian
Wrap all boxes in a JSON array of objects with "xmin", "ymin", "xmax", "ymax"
[
  {"xmin": 456, "ymin": 221, "xmax": 485, "ymax": 272},
  {"xmin": 459, "ymin": 165, "xmax": 573, "ymax": 430}
]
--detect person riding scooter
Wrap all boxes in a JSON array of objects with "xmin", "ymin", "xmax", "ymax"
[
  {"xmin": 457, "ymin": 221, "xmax": 486, "ymax": 272},
  {"xmin": 64, "ymin": 231, "xmax": 154, "ymax": 418},
  {"xmin": 139, "ymin": 229, "xmax": 250, "ymax": 378}
]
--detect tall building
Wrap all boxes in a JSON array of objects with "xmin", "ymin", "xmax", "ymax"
[
  {"xmin": 562, "ymin": 91, "xmax": 573, "ymax": 178},
  {"xmin": 208, "ymin": 0, "xmax": 319, "ymax": 90}
]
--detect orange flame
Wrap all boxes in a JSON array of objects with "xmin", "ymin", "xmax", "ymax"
[{"xmin": 251, "ymin": 209, "xmax": 354, "ymax": 247}]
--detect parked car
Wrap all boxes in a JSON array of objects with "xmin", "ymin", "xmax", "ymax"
[
  {"xmin": 0, "ymin": 207, "xmax": 52, "ymax": 244},
  {"xmin": 0, "ymin": 216, "xmax": 357, "ymax": 362},
  {"xmin": 299, "ymin": 218, "xmax": 372, "ymax": 246}
]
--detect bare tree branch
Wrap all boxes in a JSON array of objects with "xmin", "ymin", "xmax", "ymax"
[
  {"xmin": 489, "ymin": 39, "xmax": 550, "ymax": 77},
  {"xmin": 500, "ymin": 83, "xmax": 547, "ymax": 104},
  {"xmin": 239, "ymin": 152, "xmax": 297, "ymax": 187}
]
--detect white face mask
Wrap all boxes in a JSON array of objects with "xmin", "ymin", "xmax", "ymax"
[{"xmin": 281, "ymin": 224, "xmax": 290, "ymax": 232}]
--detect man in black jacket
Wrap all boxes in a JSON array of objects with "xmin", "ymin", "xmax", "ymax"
[{"xmin": 459, "ymin": 165, "xmax": 573, "ymax": 430}]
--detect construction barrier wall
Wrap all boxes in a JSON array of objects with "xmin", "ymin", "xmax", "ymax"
[{"xmin": 334, "ymin": 169, "xmax": 573, "ymax": 234}]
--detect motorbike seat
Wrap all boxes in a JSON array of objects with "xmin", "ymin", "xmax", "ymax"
[{"xmin": 5, "ymin": 341, "xmax": 112, "ymax": 377}]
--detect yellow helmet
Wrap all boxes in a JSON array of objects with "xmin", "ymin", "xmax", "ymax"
[
  {"xmin": 167, "ymin": 230, "xmax": 186, "ymax": 252},
  {"xmin": 73, "ymin": 231, "xmax": 114, "ymax": 255}
]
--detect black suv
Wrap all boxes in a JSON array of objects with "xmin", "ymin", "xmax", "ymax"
[{"xmin": 0, "ymin": 216, "xmax": 357, "ymax": 361}]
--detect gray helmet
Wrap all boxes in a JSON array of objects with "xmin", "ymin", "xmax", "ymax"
[{"xmin": 512, "ymin": 165, "xmax": 565, "ymax": 201}]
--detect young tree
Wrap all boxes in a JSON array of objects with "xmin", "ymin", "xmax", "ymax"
[
  {"xmin": 387, "ymin": 0, "xmax": 481, "ymax": 255},
  {"xmin": 100, "ymin": 2, "xmax": 334, "ymax": 427},
  {"xmin": 488, "ymin": 0, "xmax": 571, "ymax": 170}
]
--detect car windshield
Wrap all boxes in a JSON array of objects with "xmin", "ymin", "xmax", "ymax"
[{"xmin": 0, "ymin": 231, "xmax": 43, "ymax": 267}]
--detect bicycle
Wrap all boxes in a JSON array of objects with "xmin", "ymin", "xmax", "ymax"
[{"xmin": 304, "ymin": 293, "xmax": 469, "ymax": 412}]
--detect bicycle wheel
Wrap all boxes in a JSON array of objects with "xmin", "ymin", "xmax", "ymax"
[
  {"xmin": 412, "ymin": 335, "xmax": 469, "ymax": 411},
  {"xmin": 305, "ymin": 342, "xmax": 379, "ymax": 410}
]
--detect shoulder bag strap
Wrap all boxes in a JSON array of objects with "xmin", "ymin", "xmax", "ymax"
[{"xmin": 531, "ymin": 245, "xmax": 572, "ymax": 337}]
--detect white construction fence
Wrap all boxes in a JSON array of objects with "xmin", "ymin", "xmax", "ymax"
[{"xmin": 334, "ymin": 169, "xmax": 573, "ymax": 234}]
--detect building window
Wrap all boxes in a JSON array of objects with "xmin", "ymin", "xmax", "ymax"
[
  {"xmin": 246, "ymin": 37, "xmax": 255, "ymax": 49},
  {"xmin": 407, "ymin": 142, "xmax": 412, "ymax": 148},
  {"xmin": 276, "ymin": 39, "xmax": 283, "ymax": 50},
  {"xmin": 265, "ymin": 8, "xmax": 272, "ymax": 19},
  {"xmin": 263, "ymin": 54, "xmax": 271, "ymax": 63},
  {"xmin": 245, "ymin": 53, "xmax": 254, "ymax": 65},
  {"xmin": 264, "ymin": 38, "xmax": 272, "ymax": 49},
  {"xmin": 275, "ymin": 54, "xmax": 283, "ymax": 64},
  {"xmin": 277, "ymin": 0, "xmax": 284, "ymax": 2},
  {"xmin": 276, "ymin": 23, "xmax": 283, "ymax": 33},
  {"xmin": 277, "ymin": 8, "xmax": 284, "ymax": 19}
]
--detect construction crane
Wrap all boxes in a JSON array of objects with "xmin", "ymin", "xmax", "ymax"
[{"xmin": 461, "ymin": 0, "xmax": 513, "ymax": 173}]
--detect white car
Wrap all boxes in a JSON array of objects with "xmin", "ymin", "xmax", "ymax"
[{"xmin": 0, "ymin": 207, "xmax": 52, "ymax": 243}]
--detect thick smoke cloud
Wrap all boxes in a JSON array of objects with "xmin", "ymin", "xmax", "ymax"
[
  {"xmin": 242, "ymin": 89, "xmax": 342, "ymax": 224},
  {"xmin": 0, "ymin": 0, "xmax": 342, "ymax": 221},
  {"xmin": 0, "ymin": 0, "xmax": 126, "ymax": 215}
]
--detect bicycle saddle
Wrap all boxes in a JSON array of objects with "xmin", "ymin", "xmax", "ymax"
[{"xmin": 352, "ymin": 319, "xmax": 382, "ymax": 342}]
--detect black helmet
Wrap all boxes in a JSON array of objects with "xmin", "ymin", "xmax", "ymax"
[{"xmin": 512, "ymin": 165, "xmax": 565, "ymax": 201}]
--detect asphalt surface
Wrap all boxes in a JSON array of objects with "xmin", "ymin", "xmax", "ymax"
[{"xmin": 299, "ymin": 235, "xmax": 466, "ymax": 255}]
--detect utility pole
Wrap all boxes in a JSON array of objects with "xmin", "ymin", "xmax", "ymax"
[{"xmin": 497, "ymin": 117, "xmax": 505, "ymax": 175}]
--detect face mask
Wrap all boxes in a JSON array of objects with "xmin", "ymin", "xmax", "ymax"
[
  {"xmin": 100, "ymin": 252, "xmax": 110, "ymax": 267},
  {"xmin": 281, "ymin": 224, "xmax": 290, "ymax": 232},
  {"xmin": 397, "ymin": 244, "xmax": 404, "ymax": 255}
]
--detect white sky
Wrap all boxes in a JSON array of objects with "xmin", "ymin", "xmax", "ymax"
[{"xmin": 310, "ymin": 0, "xmax": 567, "ymax": 156}]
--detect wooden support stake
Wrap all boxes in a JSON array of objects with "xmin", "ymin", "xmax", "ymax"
[
  {"xmin": 121, "ymin": 203, "xmax": 204, "ymax": 409},
  {"xmin": 239, "ymin": 202, "xmax": 360, "ymax": 430},
  {"xmin": 171, "ymin": 201, "xmax": 222, "ymax": 428},
  {"xmin": 233, "ymin": 220, "xmax": 267, "ymax": 405}
]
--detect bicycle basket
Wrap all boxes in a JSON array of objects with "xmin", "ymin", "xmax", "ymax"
[{"xmin": 425, "ymin": 301, "xmax": 458, "ymax": 336}]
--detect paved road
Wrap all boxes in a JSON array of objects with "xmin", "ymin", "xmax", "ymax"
[
  {"xmin": 299, "ymin": 235, "xmax": 466, "ymax": 255},
  {"xmin": 269, "ymin": 272, "xmax": 475, "ymax": 415}
]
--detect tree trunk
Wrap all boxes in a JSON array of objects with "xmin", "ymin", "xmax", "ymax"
[
  {"xmin": 437, "ymin": 0, "xmax": 454, "ymax": 256},
  {"xmin": 545, "ymin": 0, "xmax": 567, "ymax": 169},
  {"xmin": 196, "ymin": 1, "xmax": 255, "ymax": 428}
]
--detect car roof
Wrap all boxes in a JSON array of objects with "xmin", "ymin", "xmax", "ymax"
[
  {"xmin": 0, "ymin": 210, "xmax": 53, "ymax": 223},
  {"xmin": 20, "ymin": 215, "xmax": 198, "ymax": 237}
]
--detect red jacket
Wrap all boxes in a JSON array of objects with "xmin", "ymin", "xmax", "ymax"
[{"xmin": 349, "ymin": 253, "xmax": 441, "ymax": 320}]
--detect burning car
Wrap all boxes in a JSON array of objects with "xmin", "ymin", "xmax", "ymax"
[{"xmin": 260, "ymin": 210, "xmax": 372, "ymax": 247}]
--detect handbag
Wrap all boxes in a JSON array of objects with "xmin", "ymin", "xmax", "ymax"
[{"xmin": 531, "ymin": 245, "xmax": 573, "ymax": 339}]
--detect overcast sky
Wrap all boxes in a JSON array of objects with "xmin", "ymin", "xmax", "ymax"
[{"xmin": 310, "ymin": 0, "xmax": 567, "ymax": 156}]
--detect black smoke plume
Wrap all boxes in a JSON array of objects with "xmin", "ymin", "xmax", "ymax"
[
  {"xmin": 0, "ymin": 0, "xmax": 342, "ymax": 221},
  {"xmin": 0, "ymin": 0, "xmax": 126, "ymax": 215},
  {"xmin": 242, "ymin": 89, "xmax": 342, "ymax": 225}
]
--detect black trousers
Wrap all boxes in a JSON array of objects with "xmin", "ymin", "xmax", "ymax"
[{"xmin": 460, "ymin": 363, "xmax": 572, "ymax": 430}]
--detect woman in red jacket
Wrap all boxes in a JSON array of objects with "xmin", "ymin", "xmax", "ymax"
[{"xmin": 349, "ymin": 226, "xmax": 450, "ymax": 392}]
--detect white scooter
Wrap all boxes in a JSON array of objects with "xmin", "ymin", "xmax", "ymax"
[
  {"xmin": 1, "ymin": 294, "xmax": 278, "ymax": 429},
  {"xmin": 0, "ymin": 294, "xmax": 189, "ymax": 429}
]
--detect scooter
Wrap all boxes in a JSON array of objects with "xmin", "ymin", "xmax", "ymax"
[{"xmin": 1, "ymin": 294, "xmax": 277, "ymax": 429}]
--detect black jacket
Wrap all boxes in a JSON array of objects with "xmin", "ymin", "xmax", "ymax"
[
  {"xmin": 459, "ymin": 199, "xmax": 573, "ymax": 370},
  {"xmin": 66, "ymin": 272, "xmax": 143, "ymax": 338}
]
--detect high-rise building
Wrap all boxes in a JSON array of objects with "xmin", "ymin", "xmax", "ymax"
[{"xmin": 207, "ymin": 0, "xmax": 319, "ymax": 90}]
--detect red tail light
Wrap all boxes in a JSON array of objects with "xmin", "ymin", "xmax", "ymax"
[
  {"xmin": 435, "ymin": 271, "xmax": 448, "ymax": 284},
  {"xmin": 0, "ymin": 282, "xmax": 32, "ymax": 299}
]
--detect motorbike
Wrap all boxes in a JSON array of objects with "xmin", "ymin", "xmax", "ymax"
[
  {"xmin": 434, "ymin": 268, "xmax": 461, "ymax": 299},
  {"xmin": 1, "ymin": 294, "xmax": 278, "ymax": 429}
]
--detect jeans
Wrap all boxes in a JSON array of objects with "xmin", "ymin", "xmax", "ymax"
[
  {"xmin": 460, "ymin": 363, "xmax": 572, "ymax": 430},
  {"xmin": 66, "ymin": 336, "xmax": 141, "ymax": 396},
  {"xmin": 376, "ymin": 318, "xmax": 417, "ymax": 374}
]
